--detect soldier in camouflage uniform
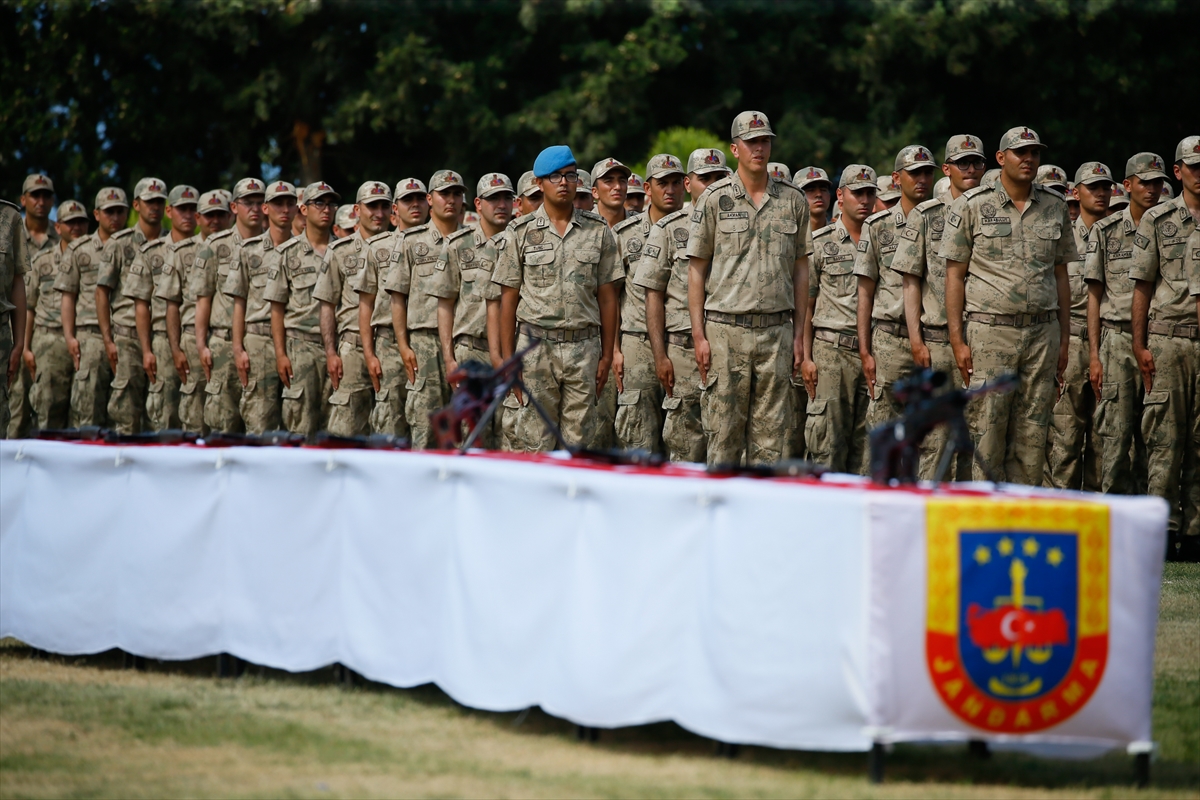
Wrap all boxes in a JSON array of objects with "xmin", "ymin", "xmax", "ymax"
[
  {"xmin": 0, "ymin": 198, "xmax": 29, "ymax": 437},
  {"xmin": 574, "ymin": 167, "xmax": 595, "ymax": 213},
  {"xmin": 626, "ymin": 173, "xmax": 646, "ymax": 215},
  {"xmin": 940, "ymin": 127, "xmax": 1077, "ymax": 485},
  {"xmin": 194, "ymin": 178, "xmax": 266, "ymax": 433},
  {"xmin": 1130, "ymin": 135, "xmax": 1200, "ymax": 558},
  {"xmin": 514, "ymin": 171, "xmax": 544, "ymax": 219},
  {"xmin": 1084, "ymin": 160, "xmax": 1147, "ymax": 495},
  {"xmin": 429, "ymin": 172, "xmax": 512, "ymax": 449},
  {"xmin": 381, "ymin": 171, "xmax": 464, "ymax": 448},
  {"xmin": 224, "ymin": 181, "xmax": 296, "ymax": 434},
  {"xmin": 687, "ymin": 111, "xmax": 811, "ymax": 466},
  {"xmin": 9, "ymin": 174, "xmax": 59, "ymax": 437},
  {"xmin": 891, "ymin": 135, "xmax": 986, "ymax": 479},
  {"xmin": 493, "ymin": 145, "xmax": 622, "ymax": 451},
  {"xmin": 634, "ymin": 148, "xmax": 730, "ymax": 462},
  {"xmin": 23, "ymin": 200, "xmax": 87, "ymax": 430},
  {"xmin": 353, "ymin": 178, "xmax": 428, "ymax": 439},
  {"xmin": 316, "ymin": 180, "xmax": 391, "ymax": 437},
  {"xmin": 856, "ymin": 145, "xmax": 935, "ymax": 439},
  {"xmin": 802, "ymin": 165, "xmax": 876, "ymax": 474},
  {"xmin": 265, "ymin": 181, "xmax": 338, "ymax": 440}
]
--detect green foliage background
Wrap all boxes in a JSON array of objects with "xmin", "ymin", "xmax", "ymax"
[{"xmin": 2, "ymin": 0, "xmax": 1195, "ymax": 201}]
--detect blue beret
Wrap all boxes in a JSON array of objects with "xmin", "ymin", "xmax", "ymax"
[{"xmin": 533, "ymin": 145, "xmax": 577, "ymax": 178}]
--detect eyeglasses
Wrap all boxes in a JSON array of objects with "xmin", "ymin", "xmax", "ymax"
[
  {"xmin": 306, "ymin": 198, "xmax": 334, "ymax": 209},
  {"xmin": 951, "ymin": 158, "xmax": 987, "ymax": 172},
  {"xmin": 544, "ymin": 172, "xmax": 581, "ymax": 185}
]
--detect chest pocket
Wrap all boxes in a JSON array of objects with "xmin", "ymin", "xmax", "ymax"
[
  {"xmin": 525, "ymin": 246, "xmax": 557, "ymax": 289},
  {"xmin": 289, "ymin": 262, "xmax": 319, "ymax": 299},
  {"xmin": 1160, "ymin": 240, "xmax": 1187, "ymax": 279},
  {"xmin": 571, "ymin": 247, "xmax": 601, "ymax": 292},
  {"xmin": 414, "ymin": 244, "xmax": 439, "ymax": 277},
  {"xmin": 821, "ymin": 256, "xmax": 856, "ymax": 296},
  {"xmin": 460, "ymin": 266, "xmax": 481, "ymax": 296},
  {"xmin": 1033, "ymin": 222, "xmax": 1061, "ymax": 263},
  {"xmin": 717, "ymin": 211, "xmax": 751, "ymax": 234},
  {"xmin": 979, "ymin": 222, "xmax": 1012, "ymax": 260},
  {"xmin": 768, "ymin": 219, "xmax": 799, "ymax": 259}
]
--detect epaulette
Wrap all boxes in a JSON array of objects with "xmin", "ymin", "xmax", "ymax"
[
  {"xmin": 110, "ymin": 228, "xmax": 136, "ymax": 241},
  {"xmin": 577, "ymin": 209, "xmax": 604, "ymax": 223},
  {"xmin": 1038, "ymin": 185, "xmax": 1065, "ymax": 201},
  {"xmin": 446, "ymin": 226, "xmax": 475, "ymax": 244},
  {"xmin": 365, "ymin": 230, "xmax": 393, "ymax": 245},
  {"xmin": 276, "ymin": 237, "xmax": 302, "ymax": 252},
  {"xmin": 656, "ymin": 209, "xmax": 688, "ymax": 228},
  {"xmin": 403, "ymin": 223, "xmax": 429, "ymax": 237},
  {"xmin": 865, "ymin": 209, "xmax": 891, "ymax": 225},
  {"xmin": 139, "ymin": 237, "xmax": 167, "ymax": 253},
  {"xmin": 241, "ymin": 234, "xmax": 266, "ymax": 246},
  {"xmin": 915, "ymin": 197, "xmax": 944, "ymax": 213},
  {"xmin": 0, "ymin": 199, "xmax": 19, "ymax": 211},
  {"xmin": 67, "ymin": 236, "xmax": 90, "ymax": 251},
  {"xmin": 1092, "ymin": 214, "xmax": 1122, "ymax": 233},
  {"xmin": 1143, "ymin": 200, "xmax": 1176, "ymax": 223},
  {"xmin": 812, "ymin": 223, "xmax": 836, "ymax": 239},
  {"xmin": 774, "ymin": 178, "xmax": 800, "ymax": 192},
  {"xmin": 170, "ymin": 235, "xmax": 196, "ymax": 251},
  {"xmin": 509, "ymin": 214, "xmax": 536, "ymax": 230},
  {"xmin": 329, "ymin": 235, "xmax": 357, "ymax": 250},
  {"xmin": 963, "ymin": 185, "xmax": 990, "ymax": 200},
  {"xmin": 704, "ymin": 176, "xmax": 734, "ymax": 195},
  {"xmin": 208, "ymin": 229, "xmax": 237, "ymax": 243},
  {"xmin": 612, "ymin": 215, "xmax": 642, "ymax": 235}
]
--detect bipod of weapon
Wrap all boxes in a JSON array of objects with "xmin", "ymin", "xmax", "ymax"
[
  {"xmin": 312, "ymin": 432, "xmax": 410, "ymax": 450},
  {"xmin": 199, "ymin": 430, "xmax": 307, "ymax": 447},
  {"xmin": 707, "ymin": 459, "xmax": 828, "ymax": 479}
]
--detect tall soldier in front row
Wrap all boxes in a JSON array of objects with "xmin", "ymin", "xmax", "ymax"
[
  {"xmin": 0, "ymin": 197, "xmax": 29, "ymax": 438},
  {"xmin": 941, "ymin": 127, "xmax": 1077, "ymax": 485},
  {"xmin": 9, "ymin": 174, "xmax": 59, "ymax": 437},
  {"xmin": 687, "ymin": 110, "xmax": 810, "ymax": 466}
]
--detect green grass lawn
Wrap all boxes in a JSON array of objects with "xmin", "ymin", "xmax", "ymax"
[{"xmin": 1, "ymin": 563, "xmax": 1196, "ymax": 799}]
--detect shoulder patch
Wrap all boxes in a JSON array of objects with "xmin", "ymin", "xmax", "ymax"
[
  {"xmin": 963, "ymin": 185, "xmax": 990, "ymax": 199},
  {"xmin": 915, "ymin": 197, "xmax": 944, "ymax": 212},
  {"xmin": 656, "ymin": 209, "xmax": 688, "ymax": 228},
  {"xmin": 865, "ymin": 209, "xmax": 890, "ymax": 225}
]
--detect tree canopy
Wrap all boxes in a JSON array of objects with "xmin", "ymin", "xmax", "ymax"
[{"xmin": 3, "ymin": 0, "xmax": 1195, "ymax": 201}]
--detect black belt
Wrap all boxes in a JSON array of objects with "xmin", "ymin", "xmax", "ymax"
[
  {"xmin": 966, "ymin": 311, "xmax": 1056, "ymax": 328},
  {"xmin": 872, "ymin": 319, "xmax": 906, "ymax": 338},
  {"xmin": 814, "ymin": 328, "xmax": 859, "ymax": 351},
  {"xmin": 921, "ymin": 325, "xmax": 949, "ymax": 344},
  {"xmin": 75, "ymin": 324, "xmax": 101, "ymax": 334},
  {"xmin": 1148, "ymin": 321, "xmax": 1200, "ymax": 340},
  {"xmin": 667, "ymin": 331, "xmax": 694, "ymax": 349},
  {"xmin": 454, "ymin": 333, "xmax": 489, "ymax": 352},
  {"xmin": 520, "ymin": 322, "xmax": 599, "ymax": 342},
  {"xmin": 621, "ymin": 331, "xmax": 649, "ymax": 341},
  {"xmin": 705, "ymin": 310, "xmax": 792, "ymax": 328}
]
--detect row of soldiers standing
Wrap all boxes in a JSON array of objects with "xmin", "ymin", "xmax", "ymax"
[{"xmin": 0, "ymin": 113, "xmax": 1197, "ymax": 556}]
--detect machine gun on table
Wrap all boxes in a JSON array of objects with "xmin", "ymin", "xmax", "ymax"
[{"xmin": 868, "ymin": 369, "xmax": 1017, "ymax": 485}]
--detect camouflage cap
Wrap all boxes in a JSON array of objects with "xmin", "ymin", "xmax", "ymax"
[
  {"xmin": 134, "ymin": 177, "xmax": 168, "ymax": 202},
  {"xmin": 335, "ymin": 204, "xmax": 357, "ymax": 230},
  {"xmin": 1125, "ymin": 152, "xmax": 1169, "ymax": 181},
  {"xmin": 1074, "ymin": 162, "xmax": 1114, "ymax": 186},
  {"xmin": 168, "ymin": 185, "xmax": 200, "ymax": 206},
  {"xmin": 1066, "ymin": 182, "xmax": 1076, "ymax": 197},
  {"xmin": 57, "ymin": 200, "xmax": 87, "ymax": 222},
  {"xmin": 22, "ymin": 173, "xmax": 54, "ymax": 194},
  {"xmin": 429, "ymin": 170, "xmax": 465, "ymax": 193},
  {"xmin": 731, "ymin": 110, "xmax": 775, "ymax": 140},
  {"xmin": 476, "ymin": 172, "xmax": 514, "ymax": 199},
  {"xmin": 934, "ymin": 176, "xmax": 951, "ymax": 199},
  {"xmin": 591, "ymin": 157, "xmax": 632, "ymax": 180},
  {"xmin": 1162, "ymin": 183, "xmax": 1175, "ymax": 199},
  {"xmin": 232, "ymin": 178, "xmax": 266, "ymax": 200},
  {"xmin": 687, "ymin": 148, "xmax": 728, "ymax": 176},
  {"xmin": 463, "ymin": 210, "xmax": 480, "ymax": 226},
  {"xmin": 795, "ymin": 166, "xmax": 831, "ymax": 190},
  {"xmin": 95, "ymin": 187, "xmax": 129, "ymax": 210},
  {"xmin": 999, "ymin": 126, "xmax": 1046, "ymax": 151},
  {"xmin": 876, "ymin": 174, "xmax": 901, "ymax": 201},
  {"xmin": 839, "ymin": 164, "xmax": 877, "ymax": 191},
  {"xmin": 943, "ymin": 135, "xmax": 985, "ymax": 163},
  {"xmin": 302, "ymin": 181, "xmax": 339, "ymax": 204},
  {"xmin": 215, "ymin": 189, "xmax": 233, "ymax": 204},
  {"xmin": 1035, "ymin": 165, "xmax": 1069, "ymax": 190},
  {"xmin": 1175, "ymin": 135, "xmax": 1200, "ymax": 165},
  {"xmin": 198, "ymin": 190, "xmax": 230, "ymax": 214},
  {"xmin": 1109, "ymin": 183, "xmax": 1129, "ymax": 208},
  {"xmin": 894, "ymin": 145, "xmax": 936, "ymax": 172},
  {"xmin": 515, "ymin": 171, "xmax": 540, "ymax": 198},
  {"xmin": 356, "ymin": 180, "xmax": 392, "ymax": 204},
  {"xmin": 295, "ymin": 186, "xmax": 306, "ymax": 205},
  {"xmin": 626, "ymin": 174, "xmax": 646, "ymax": 195},
  {"xmin": 981, "ymin": 168, "xmax": 1001, "ymax": 189},
  {"xmin": 646, "ymin": 154, "xmax": 685, "ymax": 180},
  {"xmin": 576, "ymin": 167, "xmax": 593, "ymax": 191},
  {"xmin": 265, "ymin": 181, "xmax": 297, "ymax": 202},
  {"xmin": 394, "ymin": 178, "xmax": 427, "ymax": 199},
  {"xmin": 767, "ymin": 162, "xmax": 791, "ymax": 182}
]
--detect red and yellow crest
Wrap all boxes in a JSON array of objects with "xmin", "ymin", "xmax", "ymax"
[{"xmin": 926, "ymin": 499, "xmax": 1108, "ymax": 733}]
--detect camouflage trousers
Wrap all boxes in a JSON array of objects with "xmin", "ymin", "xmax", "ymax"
[
  {"xmin": 1044, "ymin": 332, "xmax": 1100, "ymax": 491},
  {"xmin": 701, "ymin": 321, "xmax": 795, "ymax": 466},
  {"xmin": 1142, "ymin": 333, "xmax": 1200, "ymax": 539},
  {"xmin": 864, "ymin": 326, "xmax": 916, "ymax": 432},
  {"xmin": 662, "ymin": 340, "xmax": 705, "ymax": 463},
  {"xmin": 146, "ymin": 332, "xmax": 181, "ymax": 431},
  {"xmin": 107, "ymin": 333, "xmax": 148, "ymax": 435},
  {"xmin": 503, "ymin": 329, "xmax": 600, "ymax": 452},
  {"xmin": 1093, "ymin": 327, "xmax": 1146, "ymax": 495},
  {"xmin": 238, "ymin": 332, "xmax": 281, "ymax": 435},
  {"xmin": 28, "ymin": 325, "xmax": 73, "ymax": 431},
  {"xmin": 614, "ymin": 333, "xmax": 663, "ymax": 453},
  {"xmin": 965, "ymin": 320, "xmax": 1058, "ymax": 485},
  {"xmin": 405, "ymin": 329, "xmax": 449, "ymax": 449},
  {"xmin": 805, "ymin": 335, "xmax": 868, "ymax": 475},
  {"xmin": 589, "ymin": 369, "xmax": 617, "ymax": 449},
  {"xmin": 7, "ymin": 355, "xmax": 30, "ymax": 438},
  {"xmin": 327, "ymin": 338, "xmax": 373, "ymax": 438},
  {"xmin": 917, "ymin": 339, "xmax": 970, "ymax": 481},
  {"xmin": 454, "ymin": 339, "xmax": 500, "ymax": 449},
  {"xmin": 369, "ymin": 329, "xmax": 410, "ymax": 439},
  {"xmin": 203, "ymin": 333, "xmax": 243, "ymax": 433},
  {"xmin": 0, "ymin": 319, "xmax": 11, "ymax": 437},
  {"xmin": 282, "ymin": 336, "xmax": 330, "ymax": 440},
  {"xmin": 179, "ymin": 330, "xmax": 207, "ymax": 435},
  {"xmin": 69, "ymin": 328, "xmax": 112, "ymax": 428}
]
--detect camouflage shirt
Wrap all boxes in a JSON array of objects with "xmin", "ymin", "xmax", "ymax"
[
  {"xmin": 808, "ymin": 218, "xmax": 860, "ymax": 333},
  {"xmin": 491, "ymin": 204, "xmax": 622, "ymax": 330},
  {"xmin": 855, "ymin": 205, "xmax": 910, "ymax": 323},
  {"xmin": 1129, "ymin": 195, "xmax": 1199, "ymax": 325},
  {"xmin": 155, "ymin": 234, "xmax": 203, "ymax": 328},
  {"xmin": 1084, "ymin": 208, "xmax": 1138, "ymax": 323},
  {"xmin": 223, "ymin": 232, "xmax": 288, "ymax": 326},
  {"xmin": 0, "ymin": 202, "xmax": 29, "ymax": 316},
  {"xmin": 22, "ymin": 219, "xmax": 59, "ymax": 264},
  {"xmin": 263, "ymin": 232, "xmax": 325, "ymax": 335},
  {"xmin": 612, "ymin": 212, "xmax": 653, "ymax": 333},
  {"xmin": 27, "ymin": 241, "xmax": 66, "ymax": 328},
  {"xmin": 938, "ymin": 183, "xmax": 1077, "ymax": 315},
  {"xmin": 685, "ymin": 172, "xmax": 811, "ymax": 315},
  {"xmin": 313, "ymin": 229, "xmax": 368, "ymax": 334},
  {"xmin": 891, "ymin": 197, "xmax": 950, "ymax": 328},
  {"xmin": 632, "ymin": 208, "xmax": 691, "ymax": 334},
  {"xmin": 350, "ymin": 230, "xmax": 400, "ymax": 330},
  {"xmin": 382, "ymin": 224, "xmax": 456, "ymax": 331},
  {"xmin": 1187, "ymin": 228, "xmax": 1200, "ymax": 299},
  {"xmin": 1066, "ymin": 218, "xmax": 1091, "ymax": 321},
  {"xmin": 54, "ymin": 232, "xmax": 106, "ymax": 326},
  {"xmin": 98, "ymin": 227, "xmax": 155, "ymax": 330},
  {"xmin": 126, "ymin": 237, "xmax": 171, "ymax": 332},
  {"xmin": 427, "ymin": 225, "xmax": 502, "ymax": 339},
  {"xmin": 190, "ymin": 228, "xmax": 244, "ymax": 330}
]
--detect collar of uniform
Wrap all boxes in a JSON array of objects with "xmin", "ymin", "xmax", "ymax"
[{"xmin": 23, "ymin": 221, "xmax": 60, "ymax": 246}]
